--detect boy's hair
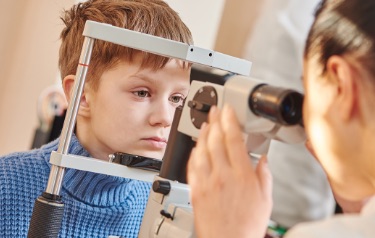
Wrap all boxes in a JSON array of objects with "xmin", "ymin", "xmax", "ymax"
[
  {"xmin": 59, "ymin": 0, "xmax": 193, "ymax": 90},
  {"xmin": 305, "ymin": 0, "xmax": 375, "ymax": 79}
]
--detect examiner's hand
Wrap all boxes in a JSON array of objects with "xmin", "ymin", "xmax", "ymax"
[{"xmin": 187, "ymin": 104, "xmax": 273, "ymax": 238}]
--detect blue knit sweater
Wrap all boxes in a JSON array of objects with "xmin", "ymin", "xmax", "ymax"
[{"xmin": 0, "ymin": 135, "xmax": 151, "ymax": 237}]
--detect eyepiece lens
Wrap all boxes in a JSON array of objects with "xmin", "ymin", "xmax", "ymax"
[
  {"xmin": 282, "ymin": 96, "xmax": 295, "ymax": 117},
  {"xmin": 249, "ymin": 85, "xmax": 303, "ymax": 125}
]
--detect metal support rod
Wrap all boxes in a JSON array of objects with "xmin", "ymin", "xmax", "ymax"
[{"xmin": 45, "ymin": 37, "xmax": 94, "ymax": 195}]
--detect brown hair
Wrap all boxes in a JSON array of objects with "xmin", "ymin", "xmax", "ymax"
[
  {"xmin": 305, "ymin": 0, "xmax": 375, "ymax": 79},
  {"xmin": 59, "ymin": 0, "xmax": 193, "ymax": 90}
]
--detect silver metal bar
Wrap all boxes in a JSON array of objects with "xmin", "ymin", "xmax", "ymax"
[
  {"xmin": 83, "ymin": 21, "xmax": 189, "ymax": 61},
  {"xmin": 83, "ymin": 20, "xmax": 252, "ymax": 76},
  {"xmin": 45, "ymin": 37, "xmax": 95, "ymax": 195},
  {"xmin": 49, "ymin": 152, "xmax": 157, "ymax": 182}
]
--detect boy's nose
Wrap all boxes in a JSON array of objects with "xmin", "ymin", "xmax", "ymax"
[{"xmin": 148, "ymin": 100, "xmax": 173, "ymax": 128}]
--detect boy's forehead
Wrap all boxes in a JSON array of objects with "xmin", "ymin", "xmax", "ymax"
[
  {"xmin": 121, "ymin": 52, "xmax": 190, "ymax": 71},
  {"xmin": 117, "ymin": 56, "xmax": 190, "ymax": 82}
]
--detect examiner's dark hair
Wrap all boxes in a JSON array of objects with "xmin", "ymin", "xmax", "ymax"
[{"xmin": 305, "ymin": 0, "xmax": 375, "ymax": 78}]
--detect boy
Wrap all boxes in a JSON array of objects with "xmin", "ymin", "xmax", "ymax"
[{"xmin": 0, "ymin": 0, "xmax": 193, "ymax": 237}]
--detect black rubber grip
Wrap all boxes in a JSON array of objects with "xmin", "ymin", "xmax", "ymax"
[{"xmin": 28, "ymin": 195, "xmax": 64, "ymax": 238}]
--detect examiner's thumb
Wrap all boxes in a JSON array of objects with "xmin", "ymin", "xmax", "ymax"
[{"xmin": 256, "ymin": 155, "xmax": 273, "ymax": 198}]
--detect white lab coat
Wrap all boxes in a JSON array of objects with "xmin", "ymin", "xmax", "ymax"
[
  {"xmin": 243, "ymin": 0, "xmax": 335, "ymax": 228},
  {"xmin": 285, "ymin": 197, "xmax": 375, "ymax": 238}
]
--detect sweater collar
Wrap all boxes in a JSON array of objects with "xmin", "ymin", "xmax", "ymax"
[{"xmin": 43, "ymin": 134, "xmax": 133, "ymax": 207}]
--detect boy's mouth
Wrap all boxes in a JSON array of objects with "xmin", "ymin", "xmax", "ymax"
[{"xmin": 142, "ymin": 137, "xmax": 168, "ymax": 149}]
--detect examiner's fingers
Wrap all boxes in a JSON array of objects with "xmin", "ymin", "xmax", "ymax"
[
  {"xmin": 208, "ymin": 105, "xmax": 219, "ymax": 123},
  {"xmin": 187, "ymin": 148, "xmax": 200, "ymax": 187},
  {"xmin": 206, "ymin": 116, "xmax": 230, "ymax": 172},
  {"xmin": 220, "ymin": 104, "xmax": 252, "ymax": 171},
  {"xmin": 256, "ymin": 155, "xmax": 273, "ymax": 198}
]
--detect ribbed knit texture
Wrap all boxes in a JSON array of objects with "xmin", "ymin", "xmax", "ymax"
[{"xmin": 0, "ymin": 135, "xmax": 151, "ymax": 237}]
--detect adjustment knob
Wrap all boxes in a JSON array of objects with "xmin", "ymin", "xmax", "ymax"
[{"xmin": 152, "ymin": 180, "xmax": 171, "ymax": 195}]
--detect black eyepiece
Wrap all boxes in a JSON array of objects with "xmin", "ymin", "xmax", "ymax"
[{"xmin": 249, "ymin": 84, "xmax": 303, "ymax": 125}]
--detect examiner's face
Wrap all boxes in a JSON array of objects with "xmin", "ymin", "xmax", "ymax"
[
  {"xmin": 302, "ymin": 57, "xmax": 338, "ymax": 176},
  {"xmin": 303, "ymin": 53, "xmax": 375, "ymax": 201}
]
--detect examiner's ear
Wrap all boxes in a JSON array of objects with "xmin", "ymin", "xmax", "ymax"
[
  {"xmin": 326, "ymin": 56, "xmax": 357, "ymax": 121},
  {"xmin": 62, "ymin": 75, "xmax": 91, "ymax": 117}
]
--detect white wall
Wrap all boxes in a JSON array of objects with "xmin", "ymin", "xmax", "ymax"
[
  {"xmin": 165, "ymin": 0, "xmax": 225, "ymax": 49},
  {"xmin": 0, "ymin": 0, "xmax": 74, "ymax": 155}
]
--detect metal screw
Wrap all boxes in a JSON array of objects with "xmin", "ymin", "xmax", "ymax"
[{"xmin": 108, "ymin": 154, "xmax": 115, "ymax": 162}]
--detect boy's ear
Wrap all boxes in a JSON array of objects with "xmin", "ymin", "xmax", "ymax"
[
  {"xmin": 62, "ymin": 75, "xmax": 91, "ymax": 117},
  {"xmin": 62, "ymin": 75, "xmax": 75, "ymax": 103},
  {"xmin": 326, "ymin": 56, "xmax": 358, "ymax": 122}
]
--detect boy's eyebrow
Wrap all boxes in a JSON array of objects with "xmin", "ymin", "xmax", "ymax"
[
  {"xmin": 131, "ymin": 73, "xmax": 190, "ymax": 91},
  {"xmin": 131, "ymin": 73, "xmax": 157, "ymax": 84}
]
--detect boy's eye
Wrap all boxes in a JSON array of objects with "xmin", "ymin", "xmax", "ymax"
[
  {"xmin": 133, "ymin": 90, "xmax": 151, "ymax": 98},
  {"xmin": 169, "ymin": 95, "xmax": 185, "ymax": 105}
]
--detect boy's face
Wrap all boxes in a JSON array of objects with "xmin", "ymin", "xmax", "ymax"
[{"xmin": 83, "ymin": 54, "xmax": 190, "ymax": 160}]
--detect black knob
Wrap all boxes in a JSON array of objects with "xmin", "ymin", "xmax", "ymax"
[{"xmin": 152, "ymin": 180, "xmax": 171, "ymax": 195}]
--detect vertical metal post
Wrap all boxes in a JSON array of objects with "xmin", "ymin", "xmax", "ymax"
[
  {"xmin": 28, "ymin": 37, "xmax": 94, "ymax": 238},
  {"xmin": 45, "ymin": 37, "xmax": 94, "ymax": 195}
]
